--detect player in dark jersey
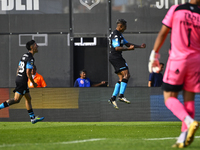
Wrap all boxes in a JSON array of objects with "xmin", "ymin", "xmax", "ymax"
[
  {"xmin": 0, "ymin": 40, "xmax": 44, "ymax": 124},
  {"xmin": 108, "ymin": 19, "xmax": 146, "ymax": 109}
]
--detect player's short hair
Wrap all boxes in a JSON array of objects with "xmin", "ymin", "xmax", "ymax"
[
  {"xmin": 116, "ymin": 19, "xmax": 127, "ymax": 25},
  {"xmin": 26, "ymin": 40, "xmax": 35, "ymax": 51}
]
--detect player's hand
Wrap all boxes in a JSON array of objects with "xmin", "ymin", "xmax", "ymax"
[
  {"xmin": 141, "ymin": 43, "xmax": 146, "ymax": 48},
  {"xmin": 128, "ymin": 45, "xmax": 134, "ymax": 50},
  {"xmin": 148, "ymin": 50, "xmax": 160, "ymax": 73},
  {"xmin": 33, "ymin": 82, "xmax": 38, "ymax": 88}
]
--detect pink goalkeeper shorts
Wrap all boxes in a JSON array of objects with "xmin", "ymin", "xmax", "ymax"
[{"xmin": 163, "ymin": 55, "xmax": 200, "ymax": 93}]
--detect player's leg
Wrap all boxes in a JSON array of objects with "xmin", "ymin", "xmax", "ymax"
[
  {"xmin": 164, "ymin": 90, "xmax": 198, "ymax": 148},
  {"xmin": 181, "ymin": 91, "xmax": 195, "ymax": 132},
  {"xmin": 182, "ymin": 91, "xmax": 199, "ymax": 147},
  {"xmin": 108, "ymin": 58, "xmax": 123, "ymax": 109},
  {"xmin": 118, "ymin": 69, "xmax": 130, "ymax": 104},
  {"xmin": 108, "ymin": 73, "xmax": 123, "ymax": 109},
  {"xmin": 24, "ymin": 92, "xmax": 44, "ymax": 124},
  {"xmin": 162, "ymin": 58, "xmax": 193, "ymax": 147},
  {"xmin": 108, "ymin": 78, "xmax": 121, "ymax": 110},
  {"xmin": 164, "ymin": 90, "xmax": 190, "ymax": 148},
  {"xmin": 163, "ymin": 90, "xmax": 185, "ymax": 119},
  {"xmin": 110, "ymin": 73, "xmax": 123, "ymax": 101},
  {"xmin": 0, "ymin": 92, "xmax": 23, "ymax": 109},
  {"xmin": 0, "ymin": 80, "xmax": 28, "ymax": 109},
  {"xmin": 176, "ymin": 97, "xmax": 195, "ymax": 148},
  {"xmin": 180, "ymin": 56, "xmax": 200, "ymax": 146},
  {"xmin": 24, "ymin": 92, "xmax": 34, "ymax": 120},
  {"xmin": 173, "ymin": 91, "xmax": 199, "ymax": 148},
  {"xmin": 162, "ymin": 58, "xmax": 192, "ymax": 147},
  {"xmin": 109, "ymin": 73, "xmax": 124, "ymax": 109}
]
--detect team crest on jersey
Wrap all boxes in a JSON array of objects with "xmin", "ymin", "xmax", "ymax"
[
  {"xmin": 80, "ymin": 0, "xmax": 100, "ymax": 10},
  {"xmin": 31, "ymin": 59, "xmax": 34, "ymax": 65}
]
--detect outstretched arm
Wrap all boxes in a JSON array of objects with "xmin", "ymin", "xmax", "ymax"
[
  {"xmin": 115, "ymin": 45, "xmax": 135, "ymax": 51},
  {"xmin": 125, "ymin": 43, "xmax": 146, "ymax": 48}
]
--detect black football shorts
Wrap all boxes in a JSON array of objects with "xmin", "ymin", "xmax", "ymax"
[
  {"xmin": 109, "ymin": 57, "xmax": 128, "ymax": 74},
  {"xmin": 13, "ymin": 81, "xmax": 29, "ymax": 95}
]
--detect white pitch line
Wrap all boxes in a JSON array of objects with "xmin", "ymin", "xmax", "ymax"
[
  {"xmin": 55, "ymin": 138, "xmax": 106, "ymax": 145},
  {"xmin": 0, "ymin": 138, "xmax": 106, "ymax": 148},
  {"xmin": 144, "ymin": 137, "xmax": 177, "ymax": 141},
  {"xmin": 144, "ymin": 136, "xmax": 200, "ymax": 141}
]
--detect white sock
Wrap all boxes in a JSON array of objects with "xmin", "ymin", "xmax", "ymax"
[
  {"xmin": 184, "ymin": 115, "xmax": 194, "ymax": 128},
  {"xmin": 176, "ymin": 131, "xmax": 187, "ymax": 143}
]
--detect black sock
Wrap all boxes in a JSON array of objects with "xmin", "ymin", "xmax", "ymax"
[
  {"xmin": 111, "ymin": 96, "xmax": 116, "ymax": 101},
  {"xmin": 119, "ymin": 94, "xmax": 124, "ymax": 98},
  {"xmin": 28, "ymin": 109, "xmax": 35, "ymax": 119},
  {"xmin": 3, "ymin": 101, "xmax": 9, "ymax": 107}
]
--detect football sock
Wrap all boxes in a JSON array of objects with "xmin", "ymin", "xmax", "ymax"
[
  {"xmin": 181, "ymin": 101, "xmax": 195, "ymax": 132},
  {"xmin": 112, "ymin": 81, "xmax": 121, "ymax": 97},
  {"xmin": 176, "ymin": 131, "xmax": 187, "ymax": 143},
  {"xmin": 165, "ymin": 97, "xmax": 189, "ymax": 122},
  {"xmin": 111, "ymin": 96, "xmax": 116, "ymax": 101},
  {"xmin": 28, "ymin": 109, "xmax": 35, "ymax": 119},
  {"xmin": 119, "ymin": 79, "xmax": 128, "ymax": 98},
  {"xmin": 0, "ymin": 101, "xmax": 9, "ymax": 109},
  {"xmin": 184, "ymin": 115, "xmax": 194, "ymax": 128}
]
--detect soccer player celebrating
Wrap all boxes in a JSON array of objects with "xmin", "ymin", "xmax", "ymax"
[
  {"xmin": 108, "ymin": 19, "xmax": 146, "ymax": 109},
  {"xmin": 149, "ymin": 0, "xmax": 200, "ymax": 148},
  {"xmin": 0, "ymin": 40, "xmax": 44, "ymax": 124}
]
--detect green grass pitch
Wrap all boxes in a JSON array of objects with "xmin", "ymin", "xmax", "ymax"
[{"xmin": 0, "ymin": 122, "xmax": 199, "ymax": 150}]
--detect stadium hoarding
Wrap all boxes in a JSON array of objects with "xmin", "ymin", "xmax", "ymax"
[{"xmin": 1, "ymin": 87, "xmax": 200, "ymax": 122}]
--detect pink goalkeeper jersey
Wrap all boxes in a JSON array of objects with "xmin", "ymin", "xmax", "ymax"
[{"xmin": 162, "ymin": 3, "xmax": 200, "ymax": 60}]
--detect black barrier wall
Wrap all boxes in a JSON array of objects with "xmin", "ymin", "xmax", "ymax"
[
  {"xmin": 0, "ymin": 87, "xmax": 200, "ymax": 122},
  {"xmin": 0, "ymin": 0, "xmax": 190, "ymax": 87}
]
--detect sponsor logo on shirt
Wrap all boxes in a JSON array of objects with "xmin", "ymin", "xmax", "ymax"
[{"xmin": 175, "ymin": 69, "xmax": 180, "ymax": 74}]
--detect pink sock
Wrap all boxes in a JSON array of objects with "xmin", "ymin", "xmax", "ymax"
[
  {"xmin": 181, "ymin": 101, "xmax": 195, "ymax": 132},
  {"xmin": 165, "ymin": 97, "xmax": 189, "ymax": 121}
]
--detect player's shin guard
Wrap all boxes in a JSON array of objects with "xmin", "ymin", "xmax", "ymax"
[
  {"xmin": 112, "ymin": 81, "xmax": 121, "ymax": 97},
  {"xmin": 119, "ymin": 79, "xmax": 128, "ymax": 98},
  {"xmin": 165, "ymin": 97, "xmax": 189, "ymax": 121},
  {"xmin": 181, "ymin": 101, "xmax": 195, "ymax": 132}
]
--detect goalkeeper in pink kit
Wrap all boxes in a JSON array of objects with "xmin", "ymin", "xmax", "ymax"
[{"xmin": 149, "ymin": 0, "xmax": 200, "ymax": 148}]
